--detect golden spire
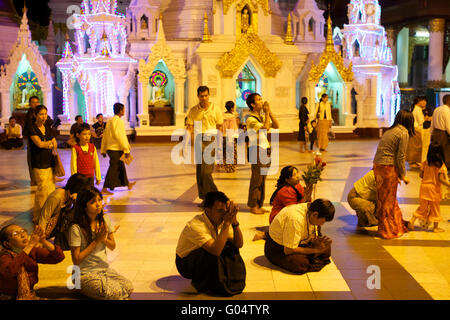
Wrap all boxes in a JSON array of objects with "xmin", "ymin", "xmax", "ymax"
[
  {"xmin": 285, "ymin": 12, "xmax": 294, "ymax": 45},
  {"xmin": 202, "ymin": 12, "xmax": 212, "ymax": 43},
  {"xmin": 325, "ymin": 5, "xmax": 335, "ymax": 53}
]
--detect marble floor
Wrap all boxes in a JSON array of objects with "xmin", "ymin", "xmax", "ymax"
[{"xmin": 0, "ymin": 139, "xmax": 448, "ymax": 300}]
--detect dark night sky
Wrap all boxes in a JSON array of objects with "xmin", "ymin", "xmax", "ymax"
[{"xmin": 13, "ymin": 0, "xmax": 50, "ymax": 26}]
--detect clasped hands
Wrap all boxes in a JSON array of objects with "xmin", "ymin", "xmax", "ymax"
[
  {"xmin": 223, "ymin": 201, "xmax": 239, "ymax": 226},
  {"xmin": 310, "ymin": 235, "xmax": 332, "ymax": 254}
]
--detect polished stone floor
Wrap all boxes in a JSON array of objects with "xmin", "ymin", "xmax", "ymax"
[{"xmin": 0, "ymin": 139, "xmax": 448, "ymax": 300}]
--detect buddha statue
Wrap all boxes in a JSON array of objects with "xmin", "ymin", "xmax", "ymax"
[
  {"xmin": 241, "ymin": 9, "xmax": 250, "ymax": 33},
  {"xmin": 20, "ymin": 81, "xmax": 38, "ymax": 108},
  {"xmin": 150, "ymin": 79, "xmax": 169, "ymax": 107}
]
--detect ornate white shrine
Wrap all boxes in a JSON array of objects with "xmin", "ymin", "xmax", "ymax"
[
  {"xmin": 342, "ymin": 0, "xmax": 400, "ymax": 128},
  {"xmin": 0, "ymin": 6, "xmax": 53, "ymax": 123},
  {"xmin": 55, "ymin": 0, "xmax": 136, "ymax": 131}
]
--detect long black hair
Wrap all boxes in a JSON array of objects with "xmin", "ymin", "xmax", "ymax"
[
  {"xmin": 0, "ymin": 224, "xmax": 14, "ymax": 250},
  {"xmin": 72, "ymin": 187, "xmax": 105, "ymax": 244},
  {"xmin": 388, "ymin": 109, "xmax": 415, "ymax": 137},
  {"xmin": 270, "ymin": 166, "xmax": 303, "ymax": 205},
  {"xmin": 426, "ymin": 142, "xmax": 445, "ymax": 168}
]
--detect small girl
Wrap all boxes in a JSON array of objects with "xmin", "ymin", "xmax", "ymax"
[
  {"xmin": 71, "ymin": 123, "xmax": 101, "ymax": 186},
  {"xmin": 69, "ymin": 187, "xmax": 133, "ymax": 300},
  {"xmin": 408, "ymin": 143, "xmax": 450, "ymax": 232},
  {"xmin": 308, "ymin": 120, "xmax": 318, "ymax": 152}
]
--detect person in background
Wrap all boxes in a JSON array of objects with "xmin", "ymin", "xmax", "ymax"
[
  {"xmin": 309, "ymin": 120, "xmax": 318, "ymax": 152},
  {"xmin": 315, "ymin": 94, "xmax": 332, "ymax": 152},
  {"xmin": 29, "ymin": 105, "xmax": 57, "ymax": 223},
  {"xmin": 101, "ymin": 103, "xmax": 136, "ymax": 195},
  {"xmin": 347, "ymin": 170, "xmax": 378, "ymax": 227},
  {"xmin": 67, "ymin": 115, "xmax": 84, "ymax": 148},
  {"xmin": 175, "ymin": 191, "xmax": 245, "ymax": 296},
  {"xmin": 71, "ymin": 123, "xmax": 101, "ymax": 186},
  {"xmin": 23, "ymin": 96, "xmax": 50, "ymax": 186},
  {"xmin": 91, "ymin": 113, "xmax": 106, "ymax": 150},
  {"xmin": 406, "ymin": 96, "xmax": 426, "ymax": 168},
  {"xmin": 246, "ymin": 93, "xmax": 279, "ymax": 215},
  {"xmin": 373, "ymin": 110, "xmax": 414, "ymax": 239},
  {"xmin": 298, "ymin": 97, "xmax": 309, "ymax": 153},
  {"xmin": 219, "ymin": 101, "xmax": 240, "ymax": 173},
  {"xmin": 408, "ymin": 143, "xmax": 450, "ymax": 233},
  {"xmin": 2, "ymin": 117, "xmax": 23, "ymax": 149},
  {"xmin": 430, "ymin": 94, "xmax": 450, "ymax": 170},
  {"xmin": 0, "ymin": 224, "xmax": 65, "ymax": 300}
]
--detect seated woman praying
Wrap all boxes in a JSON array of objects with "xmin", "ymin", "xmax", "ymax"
[
  {"xmin": 0, "ymin": 224, "xmax": 65, "ymax": 300},
  {"xmin": 175, "ymin": 191, "xmax": 246, "ymax": 296},
  {"xmin": 264, "ymin": 199, "xmax": 334, "ymax": 274},
  {"xmin": 269, "ymin": 165, "xmax": 305, "ymax": 224}
]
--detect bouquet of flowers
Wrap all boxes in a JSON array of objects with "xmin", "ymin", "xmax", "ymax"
[{"xmin": 302, "ymin": 155, "xmax": 327, "ymax": 202}]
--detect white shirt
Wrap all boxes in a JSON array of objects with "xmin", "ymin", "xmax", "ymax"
[
  {"xmin": 354, "ymin": 170, "xmax": 377, "ymax": 202},
  {"xmin": 176, "ymin": 213, "xmax": 234, "ymax": 258},
  {"xmin": 186, "ymin": 103, "xmax": 224, "ymax": 135},
  {"xmin": 100, "ymin": 115, "xmax": 130, "ymax": 154},
  {"xmin": 69, "ymin": 215, "xmax": 112, "ymax": 273},
  {"xmin": 431, "ymin": 105, "xmax": 450, "ymax": 135},
  {"xmin": 412, "ymin": 105, "xmax": 424, "ymax": 129},
  {"xmin": 269, "ymin": 203, "xmax": 316, "ymax": 249},
  {"xmin": 246, "ymin": 112, "xmax": 270, "ymax": 149},
  {"xmin": 316, "ymin": 101, "xmax": 332, "ymax": 121}
]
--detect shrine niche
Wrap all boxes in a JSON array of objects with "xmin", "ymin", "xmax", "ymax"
[
  {"xmin": 137, "ymin": 17, "xmax": 186, "ymax": 129},
  {"xmin": 0, "ymin": 6, "xmax": 53, "ymax": 124},
  {"xmin": 11, "ymin": 56, "xmax": 44, "ymax": 110}
]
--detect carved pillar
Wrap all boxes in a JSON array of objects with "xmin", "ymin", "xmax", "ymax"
[
  {"xmin": 174, "ymin": 78, "xmax": 186, "ymax": 127},
  {"xmin": 396, "ymin": 27, "xmax": 409, "ymax": 86},
  {"xmin": 137, "ymin": 75, "xmax": 149, "ymax": 127},
  {"xmin": 386, "ymin": 26, "xmax": 399, "ymax": 65},
  {"xmin": 427, "ymin": 18, "xmax": 445, "ymax": 87},
  {"xmin": 0, "ymin": 89, "xmax": 11, "ymax": 123}
]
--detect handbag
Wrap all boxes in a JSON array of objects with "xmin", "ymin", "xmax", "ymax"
[{"xmin": 53, "ymin": 151, "xmax": 65, "ymax": 177}]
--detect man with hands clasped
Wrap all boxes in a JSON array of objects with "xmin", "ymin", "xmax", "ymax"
[
  {"xmin": 264, "ymin": 199, "xmax": 335, "ymax": 274},
  {"xmin": 246, "ymin": 93, "xmax": 279, "ymax": 215},
  {"xmin": 176, "ymin": 191, "xmax": 246, "ymax": 296}
]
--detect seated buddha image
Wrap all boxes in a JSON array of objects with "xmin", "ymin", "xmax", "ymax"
[
  {"xmin": 150, "ymin": 79, "xmax": 169, "ymax": 107},
  {"xmin": 315, "ymin": 78, "xmax": 327, "ymax": 102},
  {"xmin": 20, "ymin": 81, "xmax": 38, "ymax": 108}
]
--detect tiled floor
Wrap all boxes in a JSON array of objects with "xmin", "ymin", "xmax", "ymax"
[{"xmin": 0, "ymin": 139, "xmax": 449, "ymax": 300}]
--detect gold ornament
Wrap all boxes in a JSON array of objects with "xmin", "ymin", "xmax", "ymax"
[
  {"xmin": 429, "ymin": 18, "xmax": 445, "ymax": 33},
  {"xmin": 202, "ymin": 12, "xmax": 212, "ymax": 43},
  {"xmin": 217, "ymin": 33, "xmax": 282, "ymax": 78},
  {"xmin": 285, "ymin": 12, "xmax": 294, "ymax": 45},
  {"xmin": 308, "ymin": 13, "xmax": 353, "ymax": 83},
  {"xmin": 224, "ymin": 0, "xmax": 271, "ymax": 16}
]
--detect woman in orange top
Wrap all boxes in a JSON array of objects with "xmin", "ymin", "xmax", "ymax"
[
  {"xmin": 269, "ymin": 166, "xmax": 305, "ymax": 224},
  {"xmin": 408, "ymin": 143, "xmax": 450, "ymax": 232}
]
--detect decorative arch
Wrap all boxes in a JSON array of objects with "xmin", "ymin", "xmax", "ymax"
[{"xmin": 217, "ymin": 33, "xmax": 282, "ymax": 78}]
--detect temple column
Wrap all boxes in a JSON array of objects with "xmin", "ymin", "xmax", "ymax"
[
  {"xmin": 174, "ymin": 78, "xmax": 186, "ymax": 127},
  {"xmin": 396, "ymin": 27, "xmax": 409, "ymax": 86},
  {"xmin": 386, "ymin": 26, "xmax": 399, "ymax": 65},
  {"xmin": 427, "ymin": 18, "xmax": 445, "ymax": 87},
  {"xmin": 137, "ymin": 77, "xmax": 149, "ymax": 127},
  {"xmin": 187, "ymin": 65, "xmax": 199, "ymax": 109},
  {"xmin": 129, "ymin": 81, "xmax": 137, "ymax": 127},
  {"xmin": 0, "ymin": 89, "xmax": 11, "ymax": 123}
]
